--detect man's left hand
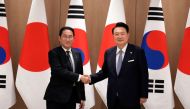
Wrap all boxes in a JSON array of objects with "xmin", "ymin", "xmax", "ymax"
[
  {"xmin": 140, "ymin": 98, "xmax": 147, "ymax": 104},
  {"xmin": 79, "ymin": 100, "xmax": 85, "ymax": 109}
]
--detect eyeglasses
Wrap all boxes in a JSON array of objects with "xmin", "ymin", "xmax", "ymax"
[{"xmin": 62, "ymin": 35, "xmax": 74, "ymax": 40}]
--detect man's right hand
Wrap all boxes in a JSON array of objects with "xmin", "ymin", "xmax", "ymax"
[{"xmin": 80, "ymin": 75, "xmax": 91, "ymax": 84}]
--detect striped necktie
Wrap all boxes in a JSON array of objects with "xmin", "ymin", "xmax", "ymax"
[{"xmin": 66, "ymin": 51, "xmax": 74, "ymax": 72}]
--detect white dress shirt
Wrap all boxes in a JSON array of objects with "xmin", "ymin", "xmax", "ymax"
[
  {"xmin": 62, "ymin": 47, "xmax": 81, "ymax": 82},
  {"xmin": 116, "ymin": 43, "xmax": 128, "ymax": 69}
]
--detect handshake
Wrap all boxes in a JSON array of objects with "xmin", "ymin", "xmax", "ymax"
[{"xmin": 80, "ymin": 75, "xmax": 91, "ymax": 84}]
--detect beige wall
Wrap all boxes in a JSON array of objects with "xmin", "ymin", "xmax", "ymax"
[{"xmin": 3, "ymin": 0, "xmax": 189, "ymax": 109}]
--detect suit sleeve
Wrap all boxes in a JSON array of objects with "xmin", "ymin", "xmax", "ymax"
[
  {"xmin": 138, "ymin": 49, "xmax": 149, "ymax": 98},
  {"xmin": 90, "ymin": 50, "xmax": 109, "ymax": 84},
  {"xmin": 48, "ymin": 50, "xmax": 79, "ymax": 82},
  {"xmin": 77, "ymin": 53, "xmax": 86, "ymax": 100}
]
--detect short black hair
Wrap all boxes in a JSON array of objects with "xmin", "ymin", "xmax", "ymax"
[
  {"xmin": 59, "ymin": 26, "xmax": 75, "ymax": 37},
  {"xmin": 112, "ymin": 22, "xmax": 129, "ymax": 34}
]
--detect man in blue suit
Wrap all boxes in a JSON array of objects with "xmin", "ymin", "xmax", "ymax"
[{"xmin": 89, "ymin": 22, "xmax": 149, "ymax": 109}]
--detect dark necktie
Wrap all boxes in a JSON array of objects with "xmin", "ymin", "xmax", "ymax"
[
  {"xmin": 66, "ymin": 51, "xmax": 73, "ymax": 72},
  {"xmin": 116, "ymin": 50, "xmax": 123, "ymax": 75}
]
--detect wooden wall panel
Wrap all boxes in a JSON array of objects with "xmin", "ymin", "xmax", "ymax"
[
  {"xmin": 46, "ymin": 0, "xmax": 61, "ymax": 49},
  {"xmin": 125, "ymin": 0, "xmax": 136, "ymax": 44},
  {"xmin": 7, "ymin": 0, "xmax": 31, "ymax": 108},
  {"xmin": 3, "ymin": 0, "xmax": 190, "ymax": 108},
  {"xmin": 163, "ymin": 0, "xmax": 190, "ymax": 109},
  {"xmin": 135, "ymin": 0, "xmax": 149, "ymax": 46},
  {"xmin": 83, "ymin": 0, "xmax": 110, "ymax": 108}
]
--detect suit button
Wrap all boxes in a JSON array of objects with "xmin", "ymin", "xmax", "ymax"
[{"xmin": 73, "ymin": 82, "xmax": 76, "ymax": 86}]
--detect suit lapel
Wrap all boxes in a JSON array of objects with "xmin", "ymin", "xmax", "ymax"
[
  {"xmin": 110, "ymin": 47, "xmax": 117, "ymax": 77},
  {"xmin": 58, "ymin": 46, "xmax": 69, "ymax": 70},
  {"xmin": 59, "ymin": 46, "xmax": 74, "ymax": 71},
  {"xmin": 71, "ymin": 48, "xmax": 78, "ymax": 72},
  {"xmin": 58, "ymin": 46, "xmax": 67, "ymax": 63}
]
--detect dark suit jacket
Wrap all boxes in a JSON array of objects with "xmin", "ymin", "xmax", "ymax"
[
  {"xmin": 44, "ymin": 46, "xmax": 85, "ymax": 103},
  {"xmin": 90, "ymin": 44, "xmax": 148, "ymax": 108}
]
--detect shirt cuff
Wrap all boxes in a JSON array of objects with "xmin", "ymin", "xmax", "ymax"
[{"xmin": 78, "ymin": 74, "xmax": 82, "ymax": 82}]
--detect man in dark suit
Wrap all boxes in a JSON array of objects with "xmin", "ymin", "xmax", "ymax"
[
  {"xmin": 88, "ymin": 22, "xmax": 149, "ymax": 109},
  {"xmin": 44, "ymin": 27, "xmax": 88, "ymax": 109}
]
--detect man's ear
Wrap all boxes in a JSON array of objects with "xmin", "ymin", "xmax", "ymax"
[
  {"xmin": 58, "ymin": 36, "xmax": 60, "ymax": 40},
  {"xmin": 127, "ymin": 33, "xmax": 130, "ymax": 37}
]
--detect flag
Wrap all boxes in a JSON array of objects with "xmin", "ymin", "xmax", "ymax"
[
  {"xmin": 15, "ymin": 0, "xmax": 50, "ymax": 108},
  {"xmin": 141, "ymin": 0, "xmax": 174, "ymax": 108},
  {"xmin": 0, "ymin": 0, "xmax": 16, "ymax": 108},
  {"xmin": 174, "ymin": 8, "xmax": 190, "ymax": 109},
  {"xmin": 95, "ymin": 0, "xmax": 126, "ymax": 106},
  {"xmin": 65, "ymin": 0, "xmax": 95, "ymax": 108}
]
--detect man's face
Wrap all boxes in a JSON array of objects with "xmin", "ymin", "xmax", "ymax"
[
  {"xmin": 113, "ymin": 27, "xmax": 129, "ymax": 47},
  {"xmin": 59, "ymin": 29, "xmax": 74, "ymax": 49}
]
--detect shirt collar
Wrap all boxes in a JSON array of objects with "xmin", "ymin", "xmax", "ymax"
[
  {"xmin": 62, "ymin": 46, "xmax": 72, "ymax": 53},
  {"xmin": 116, "ymin": 43, "xmax": 128, "ymax": 54}
]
